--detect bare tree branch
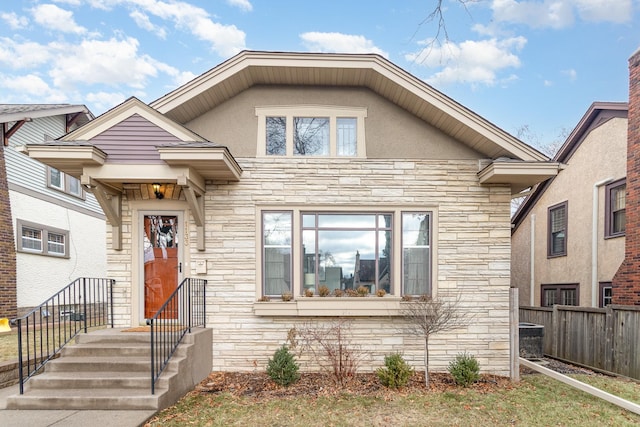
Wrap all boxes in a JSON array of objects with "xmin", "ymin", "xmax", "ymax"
[{"xmin": 401, "ymin": 294, "xmax": 472, "ymax": 387}]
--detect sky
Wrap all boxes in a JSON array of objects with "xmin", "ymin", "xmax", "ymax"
[{"xmin": 1, "ymin": 0, "xmax": 638, "ymax": 153}]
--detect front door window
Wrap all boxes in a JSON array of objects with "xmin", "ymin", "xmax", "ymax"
[{"xmin": 143, "ymin": 215, "xmax": 179, "ymax": 318}]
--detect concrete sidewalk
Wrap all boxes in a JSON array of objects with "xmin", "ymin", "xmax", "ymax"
[{"xmin": 0, "ymin": 384, "xmax": 157, "ymax": 427}]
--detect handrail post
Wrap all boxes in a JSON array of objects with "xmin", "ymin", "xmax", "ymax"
[
  {"xmin": 110, "ymin": 279, "xmax": 115, "ymax": 328},
  {"xmin": 16, "ymin": 318, "xmax": 24, "ymax": 394},
  {"xmin": 148, "ymin": 318, "xmax": 155, "ymax": 395},
  {"xmin": 82, "ymin": 278, "xmax": 88, "ymax": 334},
  {"xmin": 188, "ymin": 279, "xmax": 192, "ymax": 333}
]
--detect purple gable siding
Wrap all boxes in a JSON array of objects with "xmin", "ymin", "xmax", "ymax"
[{"xmin": 91, "ymin": 114, "xmax": 183, "ymax": 163}]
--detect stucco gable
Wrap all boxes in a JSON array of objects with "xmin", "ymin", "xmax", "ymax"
[{"xmin": 150, "ymin": 51, "xmax": 548, "ymax": 162}]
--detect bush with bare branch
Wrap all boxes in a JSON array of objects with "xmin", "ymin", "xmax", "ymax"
[
  {"xmin": 295, "ymin": 319, "xmax": 367, "ymax": 386},
  {"xmin": 401, "ymin": 293, "xmax": 471, "ymax": 388}
]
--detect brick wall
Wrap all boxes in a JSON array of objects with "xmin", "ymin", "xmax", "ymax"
[
  {"xmin": 0, "ymin": 145, "xmax": 17, "ymax": 318},
  {"xmin": 613, "ymin": 48, "xmax": 640, "ymax": 305}
]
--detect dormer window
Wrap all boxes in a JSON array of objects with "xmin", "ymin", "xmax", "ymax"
[{"xmin": 257, "ymin": 106, "xmax": 366, "ymax": 157}]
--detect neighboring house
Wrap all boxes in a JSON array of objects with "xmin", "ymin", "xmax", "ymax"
[
  {"xmin": 0, "ymin": 105, "xmax": 107, "ymax": 318},
  {"xmin": 25, "ymin": 51, "xmax": 560, "ymax": 376},
  {"xmin": 612, "ymin": 48, "xmax": 640, "ymax": 305},
  {"xmin": 511, "ymin": 102, "xmax": 628, "ymax": 308}
]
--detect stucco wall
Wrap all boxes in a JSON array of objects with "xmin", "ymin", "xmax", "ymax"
[
  {"xmin": 511, "ymin": 116, "xmax": 626, "ymax": 307},
  {"xmin": 11, "ymin": 191, "xmax": 107, "ymax": 307},
  {"xmin": 187, "ymin": 86, "xmax": 484, "ymax": 160}
]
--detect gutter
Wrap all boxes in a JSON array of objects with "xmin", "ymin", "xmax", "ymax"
[{"xmin": 592, "ymin": 178, "xmax": 613, "ymax": 307}]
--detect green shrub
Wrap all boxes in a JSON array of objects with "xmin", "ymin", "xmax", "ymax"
[
  {"xmin": 266, "ymin": 345, "xmax": 300, "ymax": 387},
  {"xmin": 448, "ymin": 352, "xmax": 480, "ymax": 387},
  {"xmin": 376, "ymin": 353, "xmax": 413, "ymax": 388}
]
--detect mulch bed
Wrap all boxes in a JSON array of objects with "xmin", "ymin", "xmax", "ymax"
[
  {"xmin": 194, "ymin": 370, "xmax": 515, "ymax": 400},
  {"xmin": 193, "ymin": 357, "xmax": 602, "ymax": 401}
]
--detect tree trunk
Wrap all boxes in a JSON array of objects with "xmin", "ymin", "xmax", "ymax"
[{"xmin": 424, "ymin": 336, "xmax": 430, "ymax": 388}]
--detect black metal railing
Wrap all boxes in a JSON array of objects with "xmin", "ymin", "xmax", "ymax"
[
  {"xmin": 12, "ymin": 277, "xmax": 115, "ymax": 394},
  {"xmin": 147, "ymin": 277, "xmax": 206, "ymax": 394}
]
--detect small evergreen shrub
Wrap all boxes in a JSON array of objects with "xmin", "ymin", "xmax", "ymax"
[
  {"xmin": 376, "ymin": 353, "xmax": 413, "ymax": 388},
  {"xmin": 266, "ymin": 345, "xmax": 300, "ymax": 387},
  {"xmin": 448, "ymin": 352, "xmax": 480, "ymax": 387}
]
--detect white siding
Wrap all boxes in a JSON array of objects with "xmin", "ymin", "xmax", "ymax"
[{"xmin": 5, "ymin": 115, "xmax": 103, "ymax": 214}]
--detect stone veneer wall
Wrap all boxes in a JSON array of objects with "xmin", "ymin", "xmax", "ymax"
[
  {"xmin": 613, "ymin": 48, "xmax": 640, "ymax": 305},
  {"xmin": 0, "ymin": 146, "xmax": 17, "ymax": 319},
  {"xmin": 108, "ymin": 157, "xmax": 513, "ymax": 376}
]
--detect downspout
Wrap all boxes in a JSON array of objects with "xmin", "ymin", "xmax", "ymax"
[
  {"xmin": 592, "ymin": 178, "xmax": 613, "ymax": 307},
  {"xmin": 530, "ymin": 214, "xmax": 535, "ymax": 306}
]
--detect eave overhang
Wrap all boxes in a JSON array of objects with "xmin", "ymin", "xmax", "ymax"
[
  {"xmin": 157, "ymin": 145, "xmax": 242, "ymax": 182},
  {"xmin": 478, "ymin": 161, "xmax": 563, "ymax": 195},
  {"xmin": 20, "ymin": 143, "xmax": 107, "ymax": 176}
]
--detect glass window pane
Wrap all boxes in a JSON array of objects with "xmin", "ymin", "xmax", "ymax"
[
  {"xmin": 49, "ymin": 168, "xmax": 63, "ymax": 190},
  {"xmin": 48, "ymin": 233, "xmax": 65, "ymax": 254},
  {"xmin": 22, "ymin": 227, "xmax": 42, "ymax": 251},
  {"xmin": 302, "ymin": 230, "xmax": 317, "ymax": 290},
  {"xmin": 402, "ymin": 213, "xmax": 431, "ymax": 296},
  {"xmin": 264, "ymin": 248, "xmax": 291, "ymax": 295},
  {"xmin": 337, "ymin": 117, "xmax": 357, "ymax": 156},
  {"xmin": 302, "ymin": 214, "xmax": 316, "ymax": 228},
  {"xmin": 378, "ymin": 230, "xmax": 391, "ymax": 293},
  {"xmin": 318, "ymin": 214, "xmax": 376, "ymax": 228},
  {"xmin": 266, "ymin": 117, "xmax": 286, "ymax": 155},
  {"xmin": 549, "ymin": 205, "xmax": 566, "ymax": 255},
  {"xmin": 293, "ymin": 117, "xmax": 329, "ymax": 156},
  {"xmin": 68, "ymin": 176, "xmax": 82, "ymax": 197},
  {"xmin": 263, "ymin": 212, "xmax": 292, "ymax": 295},
  {"xmin": 263, "ymin": 212, "xmax": 292, "ymax": 246}
]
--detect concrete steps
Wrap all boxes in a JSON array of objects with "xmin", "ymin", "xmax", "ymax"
[{"xmin": 5, "ymin": 327, "xmax": 212, "ymax": 411}]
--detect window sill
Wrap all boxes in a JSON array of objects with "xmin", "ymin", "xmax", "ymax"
[{"xmin": 254, "ymin": 297, "xmax": 404, "ymax": 317}]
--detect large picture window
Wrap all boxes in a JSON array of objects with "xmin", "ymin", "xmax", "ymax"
[
  {"xmin": 262, "ymin": 211, "xmax": 292, "ymax": 296},
  {"xmin": 16, "ymin": 219, "xmax": 69, "ymax": 258},
  {"xmin": 548, "ymin": 201, "xmax": 567, "ymax": 257},
  {"xmin": 605, "ymin": 179, "xmax": 625, "ymax": 238},
  {"xmin": 302, "ymin": 213, "xmax": 392, "ymax": 295},
  {"xmin": 259, "ymin": 208, "xmax": 433, "ymax": 300}
]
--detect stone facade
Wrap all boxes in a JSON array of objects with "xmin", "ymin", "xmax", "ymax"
[
  {"xmin": 109, "ymin": 157, "xmax": 513, "ymax": 376},
  {"xmin": 613, "ymin": 48, "xmax": 640, "ymax": 305}
]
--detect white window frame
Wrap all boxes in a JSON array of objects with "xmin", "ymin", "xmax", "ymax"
[
  {"xmin": 256, "ymin": 105, "xmax": 367, "ymax": 157},
  {"xmin": 16, "ymin": 219, "xmax": 70, "ymax": 258},
  {"xmin": 47, "ymin": 167, "xmax": 84, "ymax": 199}
]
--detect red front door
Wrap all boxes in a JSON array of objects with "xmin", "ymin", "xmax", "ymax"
[{"xmin": 143, "ymin": 215, "xmax": 179, "ymax": 318}]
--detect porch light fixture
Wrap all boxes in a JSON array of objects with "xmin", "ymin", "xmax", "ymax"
[{"xmin": 152, "ymin": 183, "xmax": 164, "ymax": 199}]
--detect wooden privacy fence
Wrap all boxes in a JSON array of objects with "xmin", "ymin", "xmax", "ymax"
[{"xmin": 520, "ymin": 305, "xmax": 640, "ymax": 380}]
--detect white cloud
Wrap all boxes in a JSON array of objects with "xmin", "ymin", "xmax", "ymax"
[
  {"xmin": 0, "ymin": 38, "xmax": 53, "ymax": 69},
  {"xmin": 31, "ymin": 4, "xmax": 87, "ymax": 34},
  {"xmin": 49, "ymin": 37, "xmax": 161, "ymax": 90},
  {"xmin": 94, "ymin": 0, "xmax": 246, "ymax": 57},
  {"xmin": 130, "ymin": 10, "xmax": 167, "ymax": 39},
  {"xmin": 0, "ymin": 73, "xmax": 67, "ymax": 103},
  {"xmin": 300, "ymin": 32, "xmax": 388, "ymax": 57},
  {"xmin": 574, "ymin": 0, "xmax": 632, "ymax": 23},
  {"xmin": 562, "ymin": 68, "xmax": 577, "ymax": 81},
  {"xmin": 407, "ymin": 37, "xmax": 527, "ymax": 87},
  {"xmin": 86, "ymin": 91, "xmax": 128, "ymax": 113},
  {"xmin": 227, "ymin": 0, "xmax": 253, "ymax": 12},
  {"xmin": 491, "ymin": 0, "xmax": 633, "ymax": 29},
  {"xmin": 1, "ymin": 12, "xmax": 29, "ymax": 30}
]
